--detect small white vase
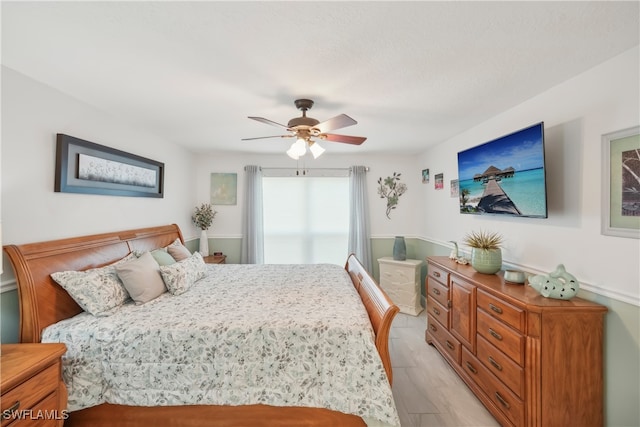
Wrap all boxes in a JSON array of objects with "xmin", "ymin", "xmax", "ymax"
[{"xmin": 199, "ymin": 230, "xmax": 209, "ymax": 256}]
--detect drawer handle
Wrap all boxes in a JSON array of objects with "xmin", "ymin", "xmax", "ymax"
[
  {"xmin": 489, "ymin": 303, "xmax": 503, "ymax": 314},
  {"xmin": 465, "ymin": 361, "xmax": 478, "ymax": 374},
  {"xmin": 433, "ymin": 288, "xmax": 441, "ymax": 296},
  {"xmin": 430, "ymin": 324, "xmax": 437, "ymax": 332},
  {"xmin": 433, "ymin": 271, "xmax": 441, "ymax": 278},
  {"xmin": 495, "ymin": 392, "xmax": 510, "ymax": 409},
  {"xmin": 6, "ymin": 400, "xmax": 20, "ymax": 413},
  {"xmin": 489, "ymin": 328, "xmax": 503, "ymax": 341},
  {"xmin": 488, "ymin": 356, "xmax": 503, "ymax": 371},
  {"xmin": 433, "ymin": 307, "xmax": 440, "ymax": 316},
  {"xmin": 446, "ymin": 340, "xmax": 454, "ymax": 350}
]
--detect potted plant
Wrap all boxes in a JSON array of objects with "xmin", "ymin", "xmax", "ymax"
[
  {"xmin": 463, "ymin": 230, "xmax": 503, "ymax": 274},
  {"xmin": 192, "ymin": 203, "xmax": 217, "ymax": 256}
]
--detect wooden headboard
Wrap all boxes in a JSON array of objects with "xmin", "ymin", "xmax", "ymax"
[{"xmin": 3, "ymin": 224, "xmax": 183, "ymax": 343}]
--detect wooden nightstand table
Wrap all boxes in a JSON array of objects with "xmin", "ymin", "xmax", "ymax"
[
  {"xmin": 378, "ymin": 257, "xmax": 424, "ymax": 316},
  {"xmin": 203, "ymin": 254, "xmax": 226, "ymax": 264},
  {"xmin": 1, "ymin": 343, "xmax": 67, "ymax": 426}
]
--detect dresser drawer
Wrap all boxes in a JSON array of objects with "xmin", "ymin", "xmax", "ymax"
[
  {"xmin": 477, "ymin": 309, "xmax": 524, "ymax": 366},
  {"xmin": 477, "ymin": 289, "xmax": 525, "ymax": 333},
  {"xmin": 461, "ymin": 346, "xmax": 489, "ymax": 394},
  {"xmin": 462, "ymin": 347, "xmax": 524, "ymax": 427},
  {"xmin": 427, "ymin": 315, "xmax": 460, "ymax": 364},
  {"xmin": 1, "ymin": 364, "xmax": 59, "ymax": 427},
  {"xmin": 6, "ymin": 392, "xmax": 61, "ymax": 427},
  {"xmin": 427, "ymin": 298, "xmax": 449, "ymax": 328},
  {"xmin": 427, "ymin": 277, "xmax": 449, "ymax": 308},
  {"xmin": 427, "ymin": 264, "xmax": 449, "ymax": 286},
  {"xmin": 477, "ymin": 334, "xmax": 524, "ymax": 398}
]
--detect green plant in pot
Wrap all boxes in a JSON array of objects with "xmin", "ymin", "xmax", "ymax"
[{"xmin": 463, "ymin": 230, "xmax": 503, "ymax": 274}]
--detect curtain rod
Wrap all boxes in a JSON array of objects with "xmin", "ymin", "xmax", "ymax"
[{"xmin": 244, "ymin": 166, "xmax": 369, "ymax": 171}]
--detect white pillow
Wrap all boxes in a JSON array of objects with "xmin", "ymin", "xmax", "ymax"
[
  {"xmin": 159, "ymin": 252, "xmax": 206, "ymax": 296},
  {"xmin": 116, "ymin": 251, "xmax": 167, "ymax": 305},
  {"xmin": 51, "ymin": 253, "xmax": 135, "ymax": 316}
]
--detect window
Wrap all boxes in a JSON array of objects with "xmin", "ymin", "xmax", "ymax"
[{"xmin": 262, "ymin": 175, "xmax": 349, "ymax": 264}]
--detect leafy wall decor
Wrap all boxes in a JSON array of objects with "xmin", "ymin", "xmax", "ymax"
[{"xmin": 378, "ymin": 172, "xmax": 407, "ymax": 219}]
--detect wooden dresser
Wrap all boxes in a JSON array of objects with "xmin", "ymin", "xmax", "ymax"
[
  {"xmin": 1, "ymin": 344, "xmax": 67, "ymax": 427},
  {"xmin": 425, "ymin": 256, "xmax": 607, "ymax": 427}
]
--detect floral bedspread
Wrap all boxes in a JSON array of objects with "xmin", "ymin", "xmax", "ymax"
[{"xmin": 42, "ymin": 263, "xmax": 400, "ymax": 427}]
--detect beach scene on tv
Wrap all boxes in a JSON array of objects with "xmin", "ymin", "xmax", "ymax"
[{"xmin": 457, "ymin": 124, "xmax": 547, "ymax": 217}]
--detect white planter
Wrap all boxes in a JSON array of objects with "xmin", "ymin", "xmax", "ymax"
[{"xmin": 199, "ymin": 230, "xmax": 209, "ymax": 256}]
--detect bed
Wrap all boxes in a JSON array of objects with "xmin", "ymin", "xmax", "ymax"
[{"xmin": 3, "ymin": 224, "xmax": 400, "ymax": 427}]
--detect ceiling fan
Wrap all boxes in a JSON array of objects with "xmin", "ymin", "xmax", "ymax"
[{"xmin": 242, "ymin": 99, "xmax": 367, "ymax": 159}]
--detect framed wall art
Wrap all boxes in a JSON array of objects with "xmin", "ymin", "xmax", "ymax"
[
  {"xmin": 450, "ymin": 179, "xmax": 459, "ymax": 198},
  {"xmin": 421, "ymin": 168, "xmax": 430, "ymax": 184},
  {"xmin": 55, "ymin": 134, "xmax": 164, "ymax": 198},
  {"xmin": 601, "ymin": 125, "xmax": 640, "ymax": 238},
  {"xmin": 434, "ymin": 173, "xmax": 444, "ymax": 190},
  {"xmin": 210, "ymin": 173, "xmax": 237, "ymax": 205}
]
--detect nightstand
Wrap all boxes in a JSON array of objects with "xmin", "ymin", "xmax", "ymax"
[
  {"xmin": 1, "ymin": 343, "xmax": 67, "ymax": 426},
  {"xmin": 378, "ymin": 257, "xmax": 424, "ymax": 316},
  {"xmin": 203, "ymin": 254, "xmax": 226, "ymax": 264}
]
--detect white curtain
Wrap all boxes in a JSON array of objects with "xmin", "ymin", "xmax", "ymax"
[
  {"xmin": 348, "ymin": 165, "xmax": 372, "ymax": 272},
  {"xmin": 241, "ymin": 165, "xmax": 264, "ymax": 264}
]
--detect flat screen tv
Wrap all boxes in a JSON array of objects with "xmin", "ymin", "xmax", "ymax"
[{"xmin": 457, "ymin": 122, "xmax": 548, "ymax": 218}]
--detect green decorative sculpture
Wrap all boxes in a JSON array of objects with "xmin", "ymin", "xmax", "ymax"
[{"xmin": 528, "ymin": 264, "xmax": 579, "ymax": 300}]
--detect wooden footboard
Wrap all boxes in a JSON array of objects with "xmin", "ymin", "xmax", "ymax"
[{"xmin": 345, "ymin": 253, "xmax": 400, "ymax": 385}]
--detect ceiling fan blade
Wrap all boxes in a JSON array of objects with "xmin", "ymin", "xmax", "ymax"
[
  {"xmin": 320, "ymin": 133, "xmax": 367, "ymax": 145},
  {"xmin": 314, "ymin": 114, "xmax": 357, "ymax": 133},
  {"xmin": 241, "ymin": 134, "xmax": 293, "ymax": 141},
  {"xmin": 248, "ymin": 116, "xmax": 288, "ymax": 128}
]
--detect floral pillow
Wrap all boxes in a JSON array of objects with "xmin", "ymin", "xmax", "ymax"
[
  {"xmin": 50, "ymin": 253, "xmax": 135, "ymax": 316},
  {"xmin": 159, "ymin": 252, "xmax": 206, "ymax": 296}
]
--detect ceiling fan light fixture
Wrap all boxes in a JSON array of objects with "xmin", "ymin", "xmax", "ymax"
[
  {"xmin": 286, "ymin": 142, "xmax": 300, "ymax": 159},
  {"xmin": 287, "ymin": 138, "xmax": 307, "ymax": 159},
  {"xmin": 293, "ymin": 138, "xmax": 307, "ymax": 156},
  {"xmin": 309, "ymin": 141, "xmax": 325, "ymax": 159},
  {"xmin": 243, "ymin": 99, "xmax": 366, "ymax": 157}
]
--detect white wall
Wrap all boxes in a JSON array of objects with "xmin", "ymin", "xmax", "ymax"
[
  {"xmin": 1, "ymin": 66, "xmax": 196, "ymax": 247},
  {"xmin": 418, "ymin": 47, "xmax": 640, "ymax": 305},
  {"xmin": 192, "ymin": 152, "xmax": 420, "ymax": 240}
]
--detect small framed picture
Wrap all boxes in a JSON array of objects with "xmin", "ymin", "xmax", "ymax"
[
  {"xmin": 435, "ymin": 173, "xmax": 444, "ymax": 190},
  {"xmin": 422, "ymin": 168, "xmax": 430, "ymax": 184},
  {"xmin": 210, "ymin": 173, "xmax": 238, "ymax": 205},
  {"xmin": 450, "ymin": 179, "xmax": 459, "ymax": 198}
]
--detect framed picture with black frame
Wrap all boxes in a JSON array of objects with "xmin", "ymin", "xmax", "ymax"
[{"xmin": 55, "ymin": 134, "xmax": 164, "ymax": 198}]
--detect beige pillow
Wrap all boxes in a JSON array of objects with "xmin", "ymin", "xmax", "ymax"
[
  {"xmin": 116, "ymin": 252, "xmax": 166, "ymax": 305},
  {"xmin": 166, "ymin": 239, "xmax": 192, "ymax": 261}
]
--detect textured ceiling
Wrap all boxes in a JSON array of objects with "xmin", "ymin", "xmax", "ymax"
[{"xmin": 2, "ymin": 1, "xmax": 639, "ymax": 155}]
